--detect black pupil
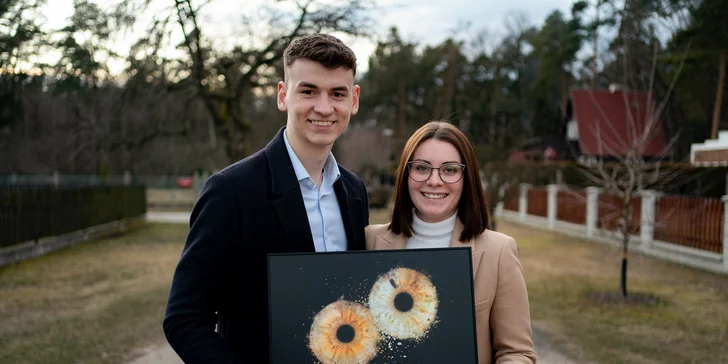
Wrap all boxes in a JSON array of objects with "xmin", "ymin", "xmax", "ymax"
[
  {"xmin": 336, "ymin": 324, "xmax": 355, "ymax": 343},
  {"xmin": 394, "ymin": 292, "xmax": 414, "ymax": 312}
]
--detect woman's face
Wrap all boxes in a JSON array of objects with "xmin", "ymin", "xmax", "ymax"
[{"xmin": 407, "ymin": 138, "xmax": 464, "ymax": 223}]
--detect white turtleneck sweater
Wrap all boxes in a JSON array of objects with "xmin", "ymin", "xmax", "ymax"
[{"xmin": 405, "ymin": 210, "xmax": 457, "ymax": 249}]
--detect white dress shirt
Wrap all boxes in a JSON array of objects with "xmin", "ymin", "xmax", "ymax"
[{"xmin": 283, "ymin": 130, "xmax": 348, "ymax": 252}]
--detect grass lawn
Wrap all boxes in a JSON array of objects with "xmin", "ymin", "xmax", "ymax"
[
  {"xmin": 373, "ymin": 209, "xmax": 728, "ymax": 363},
  {"xmin": 0, "ymin": 223, "xmax": 189, "ymax": 364},
  {"xmin": 3, "ymin": 209, "xmax": 726, "ymax": 364},
  {"xmin": 496, "ymin": 219, "xmax": 728, "ymax": 364},
  {"xmin": 146, "ymin": 206, "xmax": 194, "ymax": 213}
]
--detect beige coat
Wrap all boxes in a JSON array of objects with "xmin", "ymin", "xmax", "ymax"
[{"xmin": 365, "ymin": 219, "xmax": 537, "ymax": 364}]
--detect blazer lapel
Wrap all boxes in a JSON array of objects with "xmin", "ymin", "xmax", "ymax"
[
  {"xmin": 334, "ymin": 177, "xmax": 364, "ymax": 250},
  {"xmin": 374, "ymin": 226, "xmax": 407, "ymax": 250},
  {"xmin": 266, "ymin": 127, "xmax": 315, "ymax": 252},
  {"xmin": 449, "ymin": 218, "xmax": 483, "ymax": 279},
  {"xmin": 271, "ymin": 192, "xmax": 315, "ymax": 252}
]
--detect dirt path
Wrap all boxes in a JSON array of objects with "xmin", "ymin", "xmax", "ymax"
[
  {"xmin": 127, "ymin": 326, "xmax": 577, "ymax": 364},
  {"xmin": 136, "ymin": 213, "xmax": 578, "ymax": 363}
]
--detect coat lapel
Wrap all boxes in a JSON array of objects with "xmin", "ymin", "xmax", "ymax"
[
  {"xmin": 334, "ymin": 177, "xmax": 364, "ymax": 251},
  {"xmin": 373, "ymin": 226, "xmax": 407, "ymax": 250},
  {"xmin": 449, "ymin": 218, "xmax": 483, "ymax": 279},
  {"xmin": 266, "ymin": 127, "xmax": 315, "ymax": 252}
]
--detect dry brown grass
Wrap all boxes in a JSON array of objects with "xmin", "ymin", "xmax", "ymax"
[
  {"xmin": 5, "ymin": 208, "xmax": 726, "ymax": 364},
  {"xmin": 497, "ymin": 220, "xmax": 728, "ymax": 364},
  {"xmin": 369, "ymin": 206, "xmax": 392, "ymax": 225},
  {"xmin": 0, "ymin": 223, "xmax": 189, "ymax": 364},
  {"xmin": 370, "ymin": 208, "xmax": 728, "ymax": 363}
]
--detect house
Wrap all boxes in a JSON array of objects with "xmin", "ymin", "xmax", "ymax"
[
  {"xmin": 565, "ymin": 88, "xmax": 669, "ymax": 165},
  {"xmin": 507, "ymin": 136, "xmax": 575, "ymax": 162},
  {"xmin": 690, "ymin": 131, "xmax": 728, "ymax": 166}
]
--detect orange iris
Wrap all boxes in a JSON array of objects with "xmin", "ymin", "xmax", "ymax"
[
  {"xmin": 368, "ymin": 267, "xmax": 439, "ymax": 340},
  {"xmin": 308, "ymin": 300, "xmax": 381, "ymax": 364}
]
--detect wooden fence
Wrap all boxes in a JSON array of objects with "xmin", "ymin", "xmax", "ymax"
[
  {"xmin": 557, "ymin": 190, "xmax": 587, "ymax": 225},
  {"xmin": 654, "ymin": 195, "xmax": 724, "ymax": 253},
  {"xmin": 503, "ymin": 187, "xmax": 519, "ymax": 212},
  {"xmin": 527, "ymin": 188, "xmax": 548, "ymax": 217},
  {"xmin": 597, "ymin": 193, "xmax": 643, "ymax": 234},
  {"xmin": 501, "ymin": 185, "xmax": 725, "ymax": 256}
]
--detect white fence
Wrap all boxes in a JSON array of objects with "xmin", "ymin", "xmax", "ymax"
[{"xmin": 493, "ymin": 183, "xmax": 728, "ymax": 275}]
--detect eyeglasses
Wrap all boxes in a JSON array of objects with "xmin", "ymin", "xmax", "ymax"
[{"xmin": 406, "ymin": 161, "xmax": 466, "ymax": 184}]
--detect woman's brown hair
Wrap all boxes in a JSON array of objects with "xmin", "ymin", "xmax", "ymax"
[{"xmin": 389, "ymin": 121, "xmax": 490, "ymax": 242}]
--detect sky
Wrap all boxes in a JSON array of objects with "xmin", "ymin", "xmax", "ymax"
[{"xmin": 40, "ymin": 0, "xmax": 576, "ymax": 76}]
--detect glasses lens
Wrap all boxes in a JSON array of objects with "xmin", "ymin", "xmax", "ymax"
[
  {"xmin": 440, "ymin": 164, "xmax": 464, "ymax": 183},
  {"xmin": 408, "ymin": 162, "xmax": 432, "ymax": 181}
]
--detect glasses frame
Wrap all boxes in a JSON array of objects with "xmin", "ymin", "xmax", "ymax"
[{"xmin": 406, "ymin": 161, "xmax": 467, "ymax": 184}]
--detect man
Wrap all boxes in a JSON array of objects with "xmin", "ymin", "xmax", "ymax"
[{"xmin": 163, "ymin": 33, "xmax": 369, "ymax": 363}]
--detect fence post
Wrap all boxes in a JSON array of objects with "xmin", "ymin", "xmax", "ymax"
[
  {"xmin": 496, "ymin": 185, "xmax": 505, "ymax": 216},
  {"xmin": 547, "ymin": 184, "xmax": 559, "ymax": 229},
  {"xmin": 586, "ymin": 187, "xmax": 601, "ymax": 238},
  {"xmin": 192, "ymin": 172, "xmax": 202, "ymax": 199},
  {"xmin": 723, "ymin": 195, "xmax": 728, "ymax": 272},
  {"xmin": 123, "ymin": 171, "xmax": 131, "ymax": 186},
  {"xmin": 640, "ymin": 190, "xmax": 660, "ymax": 251},
  {"xmin": 200, "ymin": 171, "xmax": 210, "ymax": 200},
  {"xmin": 519, "ymin": 183, "xmax": 531, "ymax": 222}
]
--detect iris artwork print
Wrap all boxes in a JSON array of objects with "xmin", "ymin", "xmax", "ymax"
[{"xmin": 267, "ymin": 247, "xmax": 478, "ymax": 363}]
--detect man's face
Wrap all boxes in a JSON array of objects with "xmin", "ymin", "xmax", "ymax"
[{"xmin": 277, "ymin": 59, "xmax": 360, "ymax": 151}]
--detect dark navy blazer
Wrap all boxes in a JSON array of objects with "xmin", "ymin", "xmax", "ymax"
[{"xmin": 163, "ymin": 127, "xmax": 369, "ymax": 363}]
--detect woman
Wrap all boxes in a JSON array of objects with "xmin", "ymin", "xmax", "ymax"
[{"xmin": 365, "ymin": 121, "xmax": 537, "ymax": 364}]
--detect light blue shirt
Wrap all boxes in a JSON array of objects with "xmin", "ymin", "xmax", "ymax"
[{"xmin": 283, "ymin": 130, "xmax": 348, "ymax": 252}]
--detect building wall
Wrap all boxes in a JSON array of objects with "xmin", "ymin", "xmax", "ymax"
[{"xmin": 694, "ymin": 149, "xmax": 728, "ymax": 165}]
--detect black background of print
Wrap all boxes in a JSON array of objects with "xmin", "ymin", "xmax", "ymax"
[{"xmin": 267, "ymin": 247, "xmax": 478, "ymax": 363}]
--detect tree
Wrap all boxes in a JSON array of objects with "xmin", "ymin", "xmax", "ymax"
[
  {"xmin": 0, "ymin": 0, "xmax": 46, "ymax": 129},
  {"xmin": 577, "ymin": 40, "xmax": 690, "ymax": 298},
  {"xmin": 0, "ymin": 0, "xmax": 46, "ymax": 72},
  {"xmin": 161, "ymin": 0, "xmax": 374, "ymax": 160},
  {"xmin": 580, "ymin": 0, "xmax": 619, "ymax": 89},
  {"xmin": 529, "ymin": 5, "xmax": 585, "ymax": 129},
  {"xmin": 360, "ymin": 27, "xmax": 419, "ymax": 159},
  {"xmin": 604, "ymin": 0, "xmax": 664, "ymax": 92},
  {"xmin": 674, "ymin": 0, "xmax": 728, "ymax": 139}
]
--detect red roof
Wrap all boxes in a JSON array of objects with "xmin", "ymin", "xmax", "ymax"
[{"xmin": 571, "ymin": 89, "xmax": 668, "ymax": 157}]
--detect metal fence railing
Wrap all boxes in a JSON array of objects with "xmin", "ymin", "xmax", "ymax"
[
  {"xmin": 0, "ymin": 174, "xmax": 201, "ymax": 189},
  {"xmin": 0, "ymin": 185, "xmax": 147, "ymax": 249}
]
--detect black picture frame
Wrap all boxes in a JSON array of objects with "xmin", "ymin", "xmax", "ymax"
[{"xmin": 267, "ymin": 247, "xmax": 479, "ymax": 363}]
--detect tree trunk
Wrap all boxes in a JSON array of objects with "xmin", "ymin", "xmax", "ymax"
[
  {"xmin": 592, "ymin": 8, "xmax": 599, "ymax": 90},
  {"xmin": 620, "ymin": 194, "xmax": 632, "ymax": 298},
  {"xmin": 441, "ymin": 44, "xmax": 457, "ymax": 117},
  {"xmin": 560, "ymin": 70, "xmax": 568, "ymax": 121},
  {"xmin": 620, "ymin": 251, "xmax": 628, "ymax": 297},
  {"xmin": 711, "ymin": 49, "xmax": 726, "ymax": 139},
  {"xmin": 396, "ymin": 73, "xmax": 407, "ymax": 155}
]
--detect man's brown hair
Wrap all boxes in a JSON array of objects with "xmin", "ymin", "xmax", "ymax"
[
  {"xmin": 389, "ymin": 121, "xmax": 491, "ymax": 242},
  {"xmin": 283, "ymin": 33, "xmax": 357, "ymax": 80}
]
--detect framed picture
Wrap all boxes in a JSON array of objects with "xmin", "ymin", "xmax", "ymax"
[{"xmin": 267, "ymin": 247, "xmax": 478, "ymax": 363}]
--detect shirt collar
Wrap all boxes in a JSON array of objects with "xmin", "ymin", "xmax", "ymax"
[{"xmin": 283, "ymin": 128, "xmax": 341, "ymax": 184}]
